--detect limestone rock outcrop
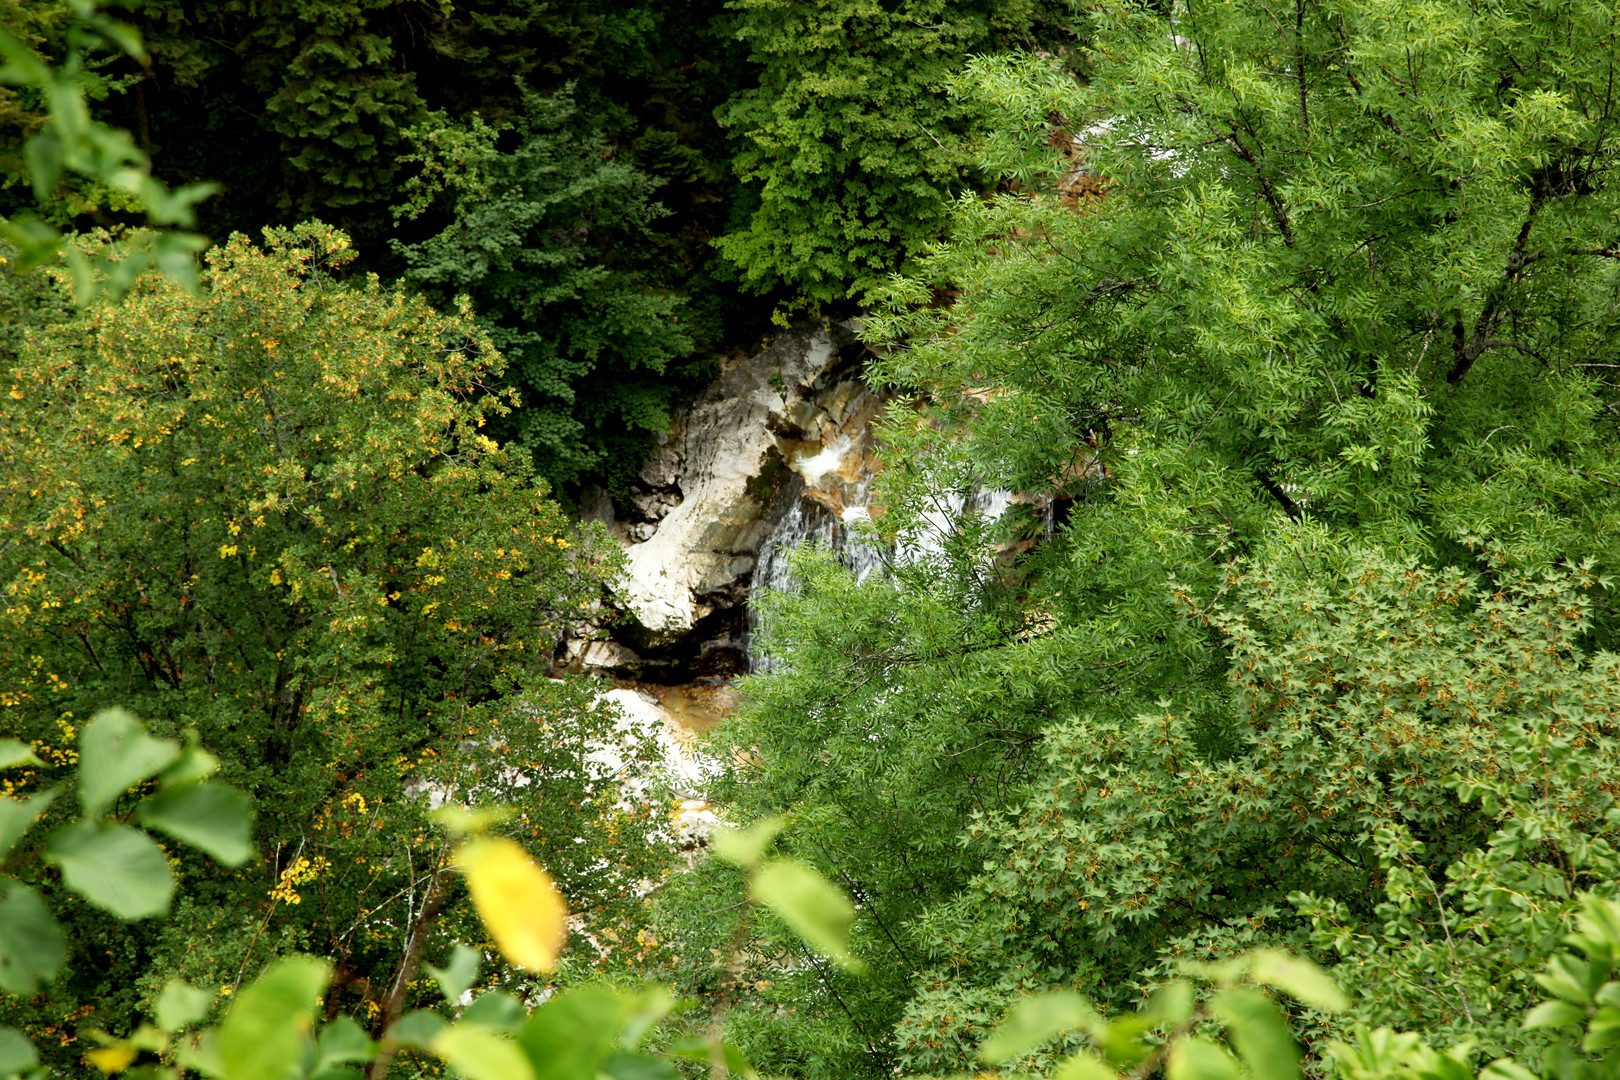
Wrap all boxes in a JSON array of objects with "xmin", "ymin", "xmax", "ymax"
[{"xmin": 615, "ymin": 321, "xmax": 863, "ymax": 642}]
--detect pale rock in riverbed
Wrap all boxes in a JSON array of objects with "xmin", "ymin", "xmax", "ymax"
[{"xmin": 617, "ymin": 322, "xmax": 862, "ymax": 642}]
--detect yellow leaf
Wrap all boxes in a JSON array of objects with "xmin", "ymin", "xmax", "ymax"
[
  {"xmin": 458, "ymin": 837, "xmax": 567, "ymax": 971},
  {"xmin": 87, "ymin": 1044, "xmax": 139, "ymax": 1073}
]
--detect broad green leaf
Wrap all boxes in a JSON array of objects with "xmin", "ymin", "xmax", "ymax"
[
  {"xmin": 175, "ymin": 1029, "xmax": 223, "ymax": 1077},
  {"xmin": 78, "ymin": 709, "xmax": 179, "ymax": 819},
  {"xmin": 432, "ymin": 1022, "xmax": 535, "ymax": 1080},
  {"xmin": 619, "ymin": 985, "xmax": 676, "ymax": 1050},
  {"xmin": 155, "ymin": 979, "xmax": 215, "ymax": 1033},
  {"xmin": 0, "ymin": 28, "xmax": 52, "ymax": 84},
  {"xmin": 45, "ymin": 823, "xmax": 174, "ymax": 919},
  {"xmin": 1052, "ymin": 1053, "xmax": 1118, "ymax": 1080},
  {"xmin": 217, "ymin": 955, "xmax": 329, "ymax": 1080},
  {"xmin": 601, "ymin": 1052, "xmax": 681, "ymax": 1080},
  {"xmin": 1144, "ymin": 980, "xmax": 1195, "ymax": 1028},
  {"xmin": 457, "ymin": 837, "xmax": 567, "ymax": 971},
  {"xmin": 1249, "ymin": 950, "xmax": 1349, "ymax": 1012},
  {"xmin": 1210, "ymin": 988, "xmax": 1300, "ymax": 1080},
  {"xmin": 711, "ymin": 817, "xmax": 784, "ymax": 869},
  {"xmin": 1584, "ymin": 1006, "xmax": 1620, "ymax": 1052},
  {"xmin": 461, "ymin": 993, "xmax": 525, "ymax": 1032},
  {"xmin": 751, "ymin": 858, "xmax": 864, "ymax": 971},
  {"xmin": 0, "ymin": 740, "xmax": 37, "ymax": 770},
  {"xmin": 0, "ymin": 884, "xmax": 64, "ymax": 994},
  {"xmin": 137, "ymin": 783, "xmax": 253, "ymax": 865},
  {"xmin": 0, "ymin": 1025, "xmax": 38, "ymax": 1075},
  {"xmin": 1167, "ymin": 1036, "xmax": 1242, "ymax": 1080},
  {"xmin": 390, "ymin": 1010, "xmax": 448, "ymax": 1049},
  {"xmin": 1479, "ymin": 1061, "xmax": 1540, "ymax": 1080},
  {"xmin": 1096, "ymin": 1014, "xmax": 1157, "ymax": 1069},
  {"xmin": 159, "ymin": 743, "xmax": 220, "ymax": 790},
  {"xmin": 1523, "ymin": 1000, "xmax": 1586, "ymax": 1030},
  {"xmin": 0, "ymin": 790, "xmax": 53, "ymax": 856},
  {"xmin": 427, "ymin": 943, "xmax": 481, "ymax": 1004},
  {"xmin": 518, "ymin": 986, "xmax": 631, "ymax": 1080},
  {"xmin": 980, "ymin": 991, "xmax": 1095, "ymax": 1064},
  {"xmin": 313, "ymin": 1016, "xmax": 373, "ymax": 1071},
  {"xmin": 660, "ymin": 1038, "xmax": 757, "ymax": 1079}
]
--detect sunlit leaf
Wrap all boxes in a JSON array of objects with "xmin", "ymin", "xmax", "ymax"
[
  {"xmin": 427, "ymin": 943, "xmax": 481, "ymax": 1004},
  {"xmin": 217, "ymin": 956, "xmax": 329, "ymax": 1080},
  {"xmin": 0, "ymin": 740, "xmax": 38, "ymax": 770},
  {"xmin": 711, "ymin": 817, "xmax": 784, "ymax": 869},
  {"xmin": 432, "ymin": 1022, "xmax": 535, "ymax": 1080},
  {"xmin": 1210, "ymin": 988, "xmax": 1299, "ymax": 1080},
  {"xmin": 86, "ymin": 1042, "xmax": 137, "ymax": 1074},
  {"xmin": 601, "ymin": 1052, "xmax": 681, "ymax": 1080},
  {"xmin": 751, "ymin": 859, "xmax": 864, "ymax": 972},
  {"xmin": 458, "ymin": 837, "xmax": 567, "ymax": 972},
  {"xmin": 461, "ymin": 993, "xmax": 525, "ymax": 1033},
  {"xmin": 1166, "ymin": 1036, "xmax": 1242, "ymax": 1080},
  {"xmin": 1052, "ymin": 1053, "xmax": 1118, "ymax": 1080},
  {"xmin": 1249, "ymin": 951, "xmax": 1349, "ymax": 1013},
  {"xmin": 980, "ymin": 991, "xmax": 1094, "ymax": 1064},
  {"xmin": 518, "ymin": 986, "xmax": 631, "ymax": 1080},
  {"xmin": 155, "ymin": 979, "xmax": 214, "ymax": 1033}
]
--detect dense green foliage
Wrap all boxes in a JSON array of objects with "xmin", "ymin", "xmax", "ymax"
[
  {"xmin": 0, "ymin": 226, "xmax": 667, "ymax": 1070},
  {"xmin": 10, "ymin": 0, "xmax": 1620, "ymax": 1078},
  {"xmin": 395, "ymin": 93, "xmax": 704, "ymax": 490},
  {"xmin": 679, "ymin": 0, "xmax": 1620, "ymax": 1075},
  {"xmin": 715, "ymin": 0, "xmax": 1083, "ymax": 303}
]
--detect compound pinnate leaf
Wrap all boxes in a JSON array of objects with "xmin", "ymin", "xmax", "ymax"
[
  {"xmin": 0, "ymin": 884, "xmax": 64, "ymax": 994},
  {"xmin": 218, "ymin": 956, "xmax": 330, "ymax": 1080},
  {"xmin": 44, "ymin": 823, "xmax": 174, "ymax": 919},
  {"xmin": 78, "ymin": 709, "xmax": 179, "ymax": 819},
  {"xmin": 751, "ymin": 859, "xmax": 865, "ymax": 972},
  {"xmin": 137, "ymin": 783, "xmax": 253, "ymax": 865},
  {"xmin": 458, "ymin": 837, "xmax": 567, "ymax": 972}
]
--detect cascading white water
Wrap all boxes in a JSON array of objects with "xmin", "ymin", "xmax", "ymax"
[{"xmin": 747, "ymin": 473, "xmax": 1020, "ymax": 671}]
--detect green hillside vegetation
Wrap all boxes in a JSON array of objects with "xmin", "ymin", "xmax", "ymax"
[{"xmin": 5, "ymin": 1, "xmax": 1620, "ymax": 1079}]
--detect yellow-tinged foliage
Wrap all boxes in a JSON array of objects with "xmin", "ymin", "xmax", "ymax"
[{"xmin": 457, "ymin": 837, "xmax": 568, "ymax": 972}]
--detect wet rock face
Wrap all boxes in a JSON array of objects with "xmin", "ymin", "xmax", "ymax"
[
  {"xmin": 560, "ymin": 320, "xmax": 891, "ymax": 683},
  {"xmin": 618, "ymin": 323, "xmax": 865, "ymax": 637}
]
